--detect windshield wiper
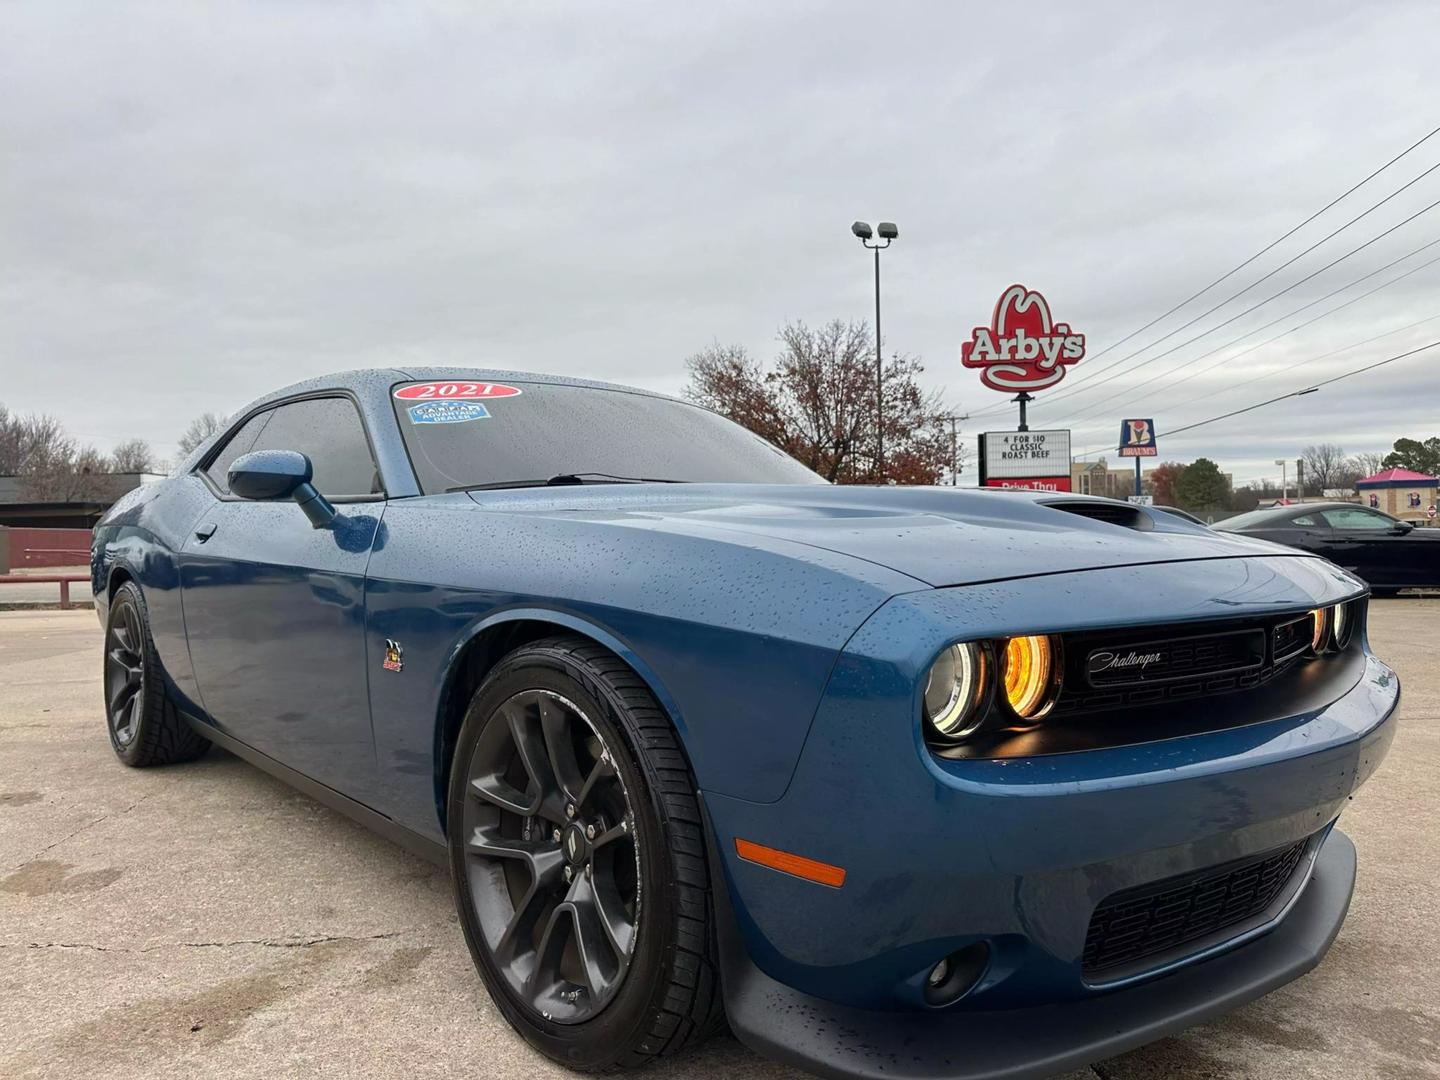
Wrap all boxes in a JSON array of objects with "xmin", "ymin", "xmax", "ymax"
[{"xmin": 449, "ymin": 472, "xmax": 689, "ymax": 493}]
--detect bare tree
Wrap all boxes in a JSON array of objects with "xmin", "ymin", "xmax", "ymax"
[
  {"xmin": 21, "ymin": 443, "xmax": 115, "ymax": 502},
  {"xmin": 686, "ymin": 320, "xmax": 952, "ymax": 484},
  {"xmin": 1348, "ymin": 451, "xmax": 1386, "ymax": 479},
  {"xmin": 0, "ymin": 406, "xmax": 72, "ymax": 476},
  {"xmin": 110, "ymin": 437, "xmax": 156, "ymax": 473},
  {"xmin": 1300, "ymin": 443, "xmax": 1348, "ymax": 494},
  {"xmin": 178, "ymin": 412, "xmax": 224, "ymax": 455}
]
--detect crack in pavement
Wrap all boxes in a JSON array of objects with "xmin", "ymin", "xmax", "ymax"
[
  {"xmin": 6, "ymin": 930, "xmax": 411, "ymax": 953},
  {"xmin": 4, "ymin": 792, "xmax": 157, "ymax": 874}
]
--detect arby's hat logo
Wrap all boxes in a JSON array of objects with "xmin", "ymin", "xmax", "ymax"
[{"xmin": 961, "ymin": 285, "xmax": 1085, "ymax": 393}]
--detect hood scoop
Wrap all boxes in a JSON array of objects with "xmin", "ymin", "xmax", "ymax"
[{"xmin": 1039, "ymin": 499, "xmax": 1154, "ymax": 531}]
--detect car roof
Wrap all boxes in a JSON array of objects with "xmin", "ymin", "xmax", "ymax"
[
  {"xmin": 175, "ymin": 367, "xmax": 700, "ymax": 481},
  {"xmin": 256, "ymin": 367, "xmax": 684, "ymax": 408},
  {"xmin": 1224, "ymin": 502, "xmax": 1382, "ymax": 527}
]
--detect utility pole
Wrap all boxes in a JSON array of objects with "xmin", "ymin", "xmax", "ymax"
[{"xmin": 943, "ymin": 412, "xmax": 970, "ymax": 485}]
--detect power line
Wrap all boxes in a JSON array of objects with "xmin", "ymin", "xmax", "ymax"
[
  {"xmin": 1056, "ymin": 239, "xmax": 1440, "ymax": 426},
  {"xmin": 1159, "ymin": 309, "xmax": 1440, "ymax": 413},
  {"xmin": 1040, "ymin": 155, "xmax": 1440, "ymax": 405},
  {"xmin": 1020, "ymin": 188, "xmax": 1440, "ymax": 416},
  {"xmin": 970, "ymin": 128, "xmax": 1440, "ymax": 419},
  {"xmin": 1072, "ymin": 339, "xmax": 1440, "ymax": 457},
  {"xmin": 1075, "ymin": 123, "xmax": 1440, "ymax": 368},
  {"xmin": 1064, "ymin": 312, "xmax": 1440, "ymax": 457}
]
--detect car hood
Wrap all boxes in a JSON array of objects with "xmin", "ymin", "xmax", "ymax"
[{"xmin": 466, "ymin": 484, "xmax": 1302, "ymax": 588}]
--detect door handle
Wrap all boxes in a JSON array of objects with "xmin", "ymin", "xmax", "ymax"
[{"xmin": 194, "ymin": 522, "xmax": 217, "ymax": 542}]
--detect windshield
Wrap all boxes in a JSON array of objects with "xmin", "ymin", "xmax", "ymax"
[
  {"xmin": 1214, "ymin": 506, "xmax": 1294, "ymax": 530},
  {"xmin": 392, "ymin": 379, "xmax": 825, "ymax": 493}
]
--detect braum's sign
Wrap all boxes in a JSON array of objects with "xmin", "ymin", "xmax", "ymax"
[
  {"xmin": 1118, "ymin": 418, "xmax": 1158, "ymax": 457},
  {"xmin": 961, "ymin": 285, "xmax": 1085, "ymax": 393}
]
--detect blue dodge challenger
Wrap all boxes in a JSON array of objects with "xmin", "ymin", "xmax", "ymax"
[{"xmin": 92, "ymin": 369, "xmax": 1398, "ymax": 1079}]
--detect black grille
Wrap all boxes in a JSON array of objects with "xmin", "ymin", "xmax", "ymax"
[
  {"xmin": 1084, "ymin": 628, "xmax": 1265, "ymax": 688},
  {"xmin": 1052, "ymin": 613, "xmax": 1316, "ymax": 718},
  {"xmin": 1082, "ymin": 839, "xmax": 1310, "ymax": 979}
]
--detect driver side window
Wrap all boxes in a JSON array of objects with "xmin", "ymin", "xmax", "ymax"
[
  {"xmin": 204, "ymin": 411, "xmax": 272, "ymax": 494},
  {"xmin": 1321, "ymin": 507, "xmax": 1394, "ymax": 530},
  {"xmin": 204, "ymin": 397, "xmax": 382, "ymax": 499}
]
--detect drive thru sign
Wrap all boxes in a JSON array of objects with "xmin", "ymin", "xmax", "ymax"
[{"xmin": 978, "ymin": 429, "xmax": 1072, "ymax": 491}]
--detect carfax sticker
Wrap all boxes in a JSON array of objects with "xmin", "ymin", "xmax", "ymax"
[
  {"xmin": 393, "ymin": 382, "xmax": 523, "ymax": 401},
  {"xmin": 408, "ymin": 400, "xmax": 490, "ymax": 424}
]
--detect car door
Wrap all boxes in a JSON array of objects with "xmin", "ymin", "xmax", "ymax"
[
  {"xmin": 1318, "ymin": 506, "xmax": 1406, "ymax": 587},
  {"xmin": 179, "ymin": 395, "xmax": 386, "ymax": 794}
]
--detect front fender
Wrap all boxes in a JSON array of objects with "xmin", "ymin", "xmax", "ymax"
[{"xmin": 360, "ymin": 495, "xmax": 925, "ymax": 839}]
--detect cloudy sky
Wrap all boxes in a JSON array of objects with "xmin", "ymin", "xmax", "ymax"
[{"xmin": 4, "ymin": 1, "xmax": 1439, "ymax": 486}]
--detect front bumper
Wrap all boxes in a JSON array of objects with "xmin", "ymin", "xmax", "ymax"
[
  {"xmin": 699, "ymin": 558, "xmax": 1398, "ymax": 1077},
  {"xmin": 717, "ymin": 828, "xmax": 1357, "ymax": 1080}
]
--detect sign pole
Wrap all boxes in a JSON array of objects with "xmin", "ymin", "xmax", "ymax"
[
  {"xmin": 1134, "ymin": 457, "xmax": 1141, "ymax": 498},
  {"xmin": 1013, "ymin": 392, "xmax": 1032, "ymax": 432}
]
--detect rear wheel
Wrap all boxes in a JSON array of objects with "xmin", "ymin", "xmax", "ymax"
[
  {"xmin": 103, "ymin": 581, "xmax": 210, "ymax": 767},
  {"xmin": 448, "ymin": 636, "xmax": 723, "ymax": 1071}
]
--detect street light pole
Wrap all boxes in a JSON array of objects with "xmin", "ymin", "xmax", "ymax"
[
  {"xmin": 873, "ymin": 243, "xmax": 883, "ymax": 478},
  {"xmin": 1275, "ymin": 458, "xmax": 1288, "ymax": 503},
  {"xmin": 852, "ymin": 221, "xmax": 897, "ymax": 482}
]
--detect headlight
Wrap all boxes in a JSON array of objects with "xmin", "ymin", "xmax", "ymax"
[
  {"xmin": 1309, "ymin": 607, "xmax": 1329, "ymax": 653},
  {"xmin": 1001, "ymin": 635, "xmax": 1059, "ymax": 719},
  {"xmin": 1333, "ymin": 600, "xmax": 1357, "ymax": 651},
  {"xmin": 923, "ymin": 642, "xmax": 988, "ymax": 740}
]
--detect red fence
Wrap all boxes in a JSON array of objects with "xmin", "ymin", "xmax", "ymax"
[
  {"xmin": 0, "ymin": 574, "xmax": 88, "ymax": 609},
  {"xmin": 0, "ymin": 527, "xmax": 92, "ymax": 570}
]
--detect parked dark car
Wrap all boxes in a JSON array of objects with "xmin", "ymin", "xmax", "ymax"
[{"xmin": 1215, "ymin": 501, "xmax": 1438, "ymax": 595}]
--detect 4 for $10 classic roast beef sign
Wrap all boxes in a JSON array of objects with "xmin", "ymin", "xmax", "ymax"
[{"xmin": 961, "ymin": 284, "xmax": 1085, "ymax": 392}]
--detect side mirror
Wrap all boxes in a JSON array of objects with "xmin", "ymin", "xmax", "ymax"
[
  {"xmin": 228, "ymin": 450, "xmax": 336, "ymax": 529},
  {"xmin": 1389, "ymin": 521, "xmax": 1414, "ymax": 535}
]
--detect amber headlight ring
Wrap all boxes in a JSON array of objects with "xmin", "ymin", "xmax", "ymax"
[{"xmin": 998, "ymin": 634, "xmax": 1063, "ymax": 722}]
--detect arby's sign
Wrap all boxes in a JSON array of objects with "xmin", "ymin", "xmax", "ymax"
[{"xmin": 961, "ymin": 285, "xmax": 1085, "ymax": 392}]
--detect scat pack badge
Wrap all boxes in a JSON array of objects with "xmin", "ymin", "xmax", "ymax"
[{"xmin": 382, "ymin": 639, "xmax": 404, "ymax": 673}]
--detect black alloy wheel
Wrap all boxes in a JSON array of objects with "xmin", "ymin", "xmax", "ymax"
[
  {"xmin": 102, "ymin": 581, "xmax": 210, "ymax": 767},
  {"xmin": 460, "ymin": 687, "xmax": 640, "ymax": 1023},
  {"xmin": 448, "ymin": 636, "xmax": 724, "ymax": 1071},
  {"xmin": 105, "ymin": 597, "xmax": 146, "ymax": 748}
]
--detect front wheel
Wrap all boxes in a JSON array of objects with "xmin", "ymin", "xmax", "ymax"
[
  {"xmin": 447, "ymin": 636, "xmax": 723, "ymax": 1071},
  {"xmin": 103, "ymin": 581, "xmax": 210, "ymax": 766}
]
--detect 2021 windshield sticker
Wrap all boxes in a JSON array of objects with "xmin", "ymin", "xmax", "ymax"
[
  {"xmin": 393, "ymin": 382, "xmax": 523, "ymax": 401},
  {"xmin": 408, "ymin": 401, "xmax": 490, "ymax": 424}
]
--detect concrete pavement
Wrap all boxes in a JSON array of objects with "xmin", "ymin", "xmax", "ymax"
[{"xmin": 1, "ymin": 603, "xmax": 1436, "ymax": 1079}]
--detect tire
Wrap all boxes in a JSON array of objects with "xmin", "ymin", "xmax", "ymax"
[
  {"xmin": 103, "ymin": 581, "xmax": 210, "ymax": 767},
  {"xmin": 447, "ymin": 635, "xmax": 724, "ymax": 1071}
]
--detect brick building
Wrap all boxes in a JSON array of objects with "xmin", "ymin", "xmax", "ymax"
[{"xmin": 1354, "ymin": 468, "xmax": 1439, "ymax": 524}]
